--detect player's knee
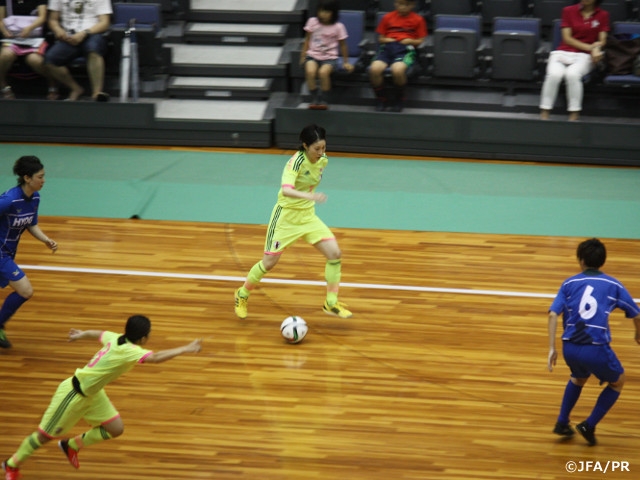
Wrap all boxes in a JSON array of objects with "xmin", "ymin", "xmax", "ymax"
[
  {"xmin": 108, "ymin": 424, "xmax": 124, "ymax": 438},
  {"xmin": 610, "ymin": 373, "xmax": 625, "ymax": 391}
]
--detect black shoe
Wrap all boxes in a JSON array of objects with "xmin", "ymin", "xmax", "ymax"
[
  {"xmin": 0, "ymin": 328, "xmax": 11, "ymax": 348},
  {"xmin": 553, "ymin": 422, "xmax": 575, "ymax": 437},
  {"xmin": 375, "ymin": 99, "xmax": 386, "ymax": 112},
  {"xmin": 391, "ymin": 100, "xmax": 404, "ymax": 113},
  {"xmin": 576, "ymin": 421, "xmax": 597, "ymax": 446}
]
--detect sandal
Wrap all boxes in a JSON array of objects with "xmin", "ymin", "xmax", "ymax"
[
  {"xmin": 47, "ymin": 86, "xmax": 59, "ymax": 101},
  {"xmin": 94, "ymin": 91, "xmax": 110, "ymax": 102},
  {"xmin": 1, "ymin": 86, "xmax": 15, "ymax": 100}
]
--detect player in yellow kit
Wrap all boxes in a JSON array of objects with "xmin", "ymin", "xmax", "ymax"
[
  {"xmin": 2, "ymin": 315, "xmax": 201, "ymax": 479},
  {"xmin": 234, "ymin": 124, "xmax": 352, "ymax": 319}
]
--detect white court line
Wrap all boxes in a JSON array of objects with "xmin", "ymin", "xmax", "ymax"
[
  {"xmin": 21, "ymin": 264, "xmax": 557, "ymax": 299},
  {"xmin": 19, "ymin": 264, "xmax": 640, "ymax": 303}
]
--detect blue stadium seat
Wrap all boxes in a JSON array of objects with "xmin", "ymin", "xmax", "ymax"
[
  {"xmin": 432, "ymin": 14, "xmax": 483, "ymax": 78},
  {"xmin": 338, "ymin": 10, "xmax": 366, "ymax": 73},
  {"xmin": 491, "ymin": 17, "xmax": 541, "ymax": 80}
]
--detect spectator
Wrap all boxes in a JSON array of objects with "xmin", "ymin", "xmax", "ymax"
[
  {"xmin": 369, "ymin": 0, "xmax": 427, "ymax": 112},
  {"xmin": 45, "ymin": 0, "xmax": 112, "ymax": 101},
  {"xmin": 0, "ymin": 0, "xmax": 57, "ymax": 99},
  {"xmin": 300, "ymin": 0, "xmax": 353, "ymax": 110},
  {"xmin": 539, "ymin": 0, "xmax": 609, "ymax": 121}
]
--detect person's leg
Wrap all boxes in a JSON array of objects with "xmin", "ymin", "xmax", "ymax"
[
  {"xmin": 539, "ymin": 52, "xmax": 567, "ymax": 119},
  {"xmin": 555, "ymin": 376, "xmax": 588, "ymax": 431},
  {"xmin": 24, "ymin": 53, "xmax": 58, "ymax": 99},
  {"xmin": 565, "ymin": 53, "xmax": 592, "ymax": 121},
  {"xmin": 304, "ymin": 58, "xmax": 319, "ymax": 103},
  {"xmin": 577, "ymin": 347, "xmax": 625, "ymax": 445},
  {"xmin": 44, "ymin": 42, "xmax": 84, "ymax": 100},
  {"xmin": 0, "ymin": 273, "xmax": 33, "ymax": 348},
  {"xmin": 0, "ymin": 46, "xmax": 18, "ymax": 95},
  {"xmin": 370, "ymin": 58, "xmax": 389, "ymax": 111},
  {"xmin": 59, "ymin": 390, "xmax": 123, "ymax": 469},
  {"xmin": 86, "ymin": 51, "xmax": 105, "ymax": 99},
  {"xmin": 390, "ymin": 61, "xmax": 408, "ymax": 112},
  {"xmin": 316, "ymin": 63, "xmax": 334, "ymax": 108}
]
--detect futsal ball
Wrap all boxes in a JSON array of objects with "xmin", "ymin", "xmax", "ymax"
[{"xmin": 280, "ymin": 316, "xmax": 308, "ymax": 344}]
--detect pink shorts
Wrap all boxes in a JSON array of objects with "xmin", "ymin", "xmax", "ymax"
[{"xmin": 2, "ymin": 41, "xmax": 48, "ymax": 56}]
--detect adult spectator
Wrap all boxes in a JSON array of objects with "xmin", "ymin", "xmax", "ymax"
[{"xmin": 45, "ymin": 0, "xmax": 112, "ymax": 101}]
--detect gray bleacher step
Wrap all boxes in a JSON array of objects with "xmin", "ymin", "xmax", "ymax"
[
  {"xmin": 168, "ymin": 43, "xmax": 288, "ymax": 77},
  {"xmin": 184, "ymin": 22, "xmax": 289, "ymax": 45},
  {"xmin": 167, "ymin": 76, "xmax": 274, "ymax": 99},
  {"xmin": 187, "ymin": 0, "xmax": 306, "ymax": 24}
]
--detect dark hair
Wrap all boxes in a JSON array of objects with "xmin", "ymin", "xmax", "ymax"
[
  {"xmin": 118, "ymin": 315, "xmax": 151, "ymax": 345},
  {"xmin": 14, "ymin": 156, "xmax": 44, "ymax": 185},
  {"xmin": 299, "ymin": 124, "xmax": 327, "ymax": 150},
  {"xmin": 317, "ymin": 0, "xmax": 339, "ymax": 24},
  {"xmin": 577, "ymin": 238, "xmax": 606, "ymax": 270}
]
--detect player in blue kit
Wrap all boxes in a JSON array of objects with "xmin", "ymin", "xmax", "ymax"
[
  {"xmin": 547, "ymin": 238, "xmax": 640, "ymax": 445},
  {"xmin": 0, "ymin": 156, "xmax": 58, "ymax": 348}
]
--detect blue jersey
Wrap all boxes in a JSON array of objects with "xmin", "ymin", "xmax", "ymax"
[
  {"xmin": 550, "ymin": 270, "xmax": 640, "ymax": 345},
  {"xmin": 0, "ymin": 185, "xmax": 40, "ymax": 259}
]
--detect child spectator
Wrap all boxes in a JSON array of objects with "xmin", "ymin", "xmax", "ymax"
[
  {"xmin": 0, "ymin": 0, "xmax": 57, "ymax": 99},
  {"xmin": 369, "ymin": 0, "xmax": 427, "ymax": 112},
  {"xmin": 300, "ymin": 0, "xmax": 353, "ymax": 110}
]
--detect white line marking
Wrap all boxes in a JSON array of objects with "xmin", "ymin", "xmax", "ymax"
[
  {"xmin": 21, "ymin": 264, "xmax": 559, "ymax": 299},
  {"xmin": 20, "ymin": 264, "xmax": 640, "ymax": 303}
]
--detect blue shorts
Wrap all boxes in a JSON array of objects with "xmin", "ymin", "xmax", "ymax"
[
  {"xmin": 562, "ymin": 342, "xmax": 624, "ymax": 383},
  {"xmin": 373, "ymin": 42, "xmax": 416, "ymax": 67},
  {"xmin": 0, "ymin": 256, "xmax": 26, "ymax": 288},
  {"xmin": 44, "ymin": 35, "xmax": 108, "ymax": 67},
  {"xmin": 305, "ymin": 56, "xmax": 339, "ymax": 70}
]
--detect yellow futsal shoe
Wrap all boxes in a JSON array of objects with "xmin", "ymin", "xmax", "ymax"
[
  {"xmin": 323, "ymin": 300, "xmax": 352, "ymax": 318},
  {"xmin": 234, "ymin": 288, "xmax": 248, "ymax": 319}
]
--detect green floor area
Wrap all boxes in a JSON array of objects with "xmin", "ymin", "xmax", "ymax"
[{"xmin": 2, "ymin": 143, "xmax": 639, "ymax": 239}]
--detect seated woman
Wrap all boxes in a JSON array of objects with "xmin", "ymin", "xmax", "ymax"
[
  {"xmin": 0, "ymin": 0, "xmax": 57, "ymax": 99},
  {"xmin": 539, "ymin": 0, "xmax": 609, "ymax": 121}
]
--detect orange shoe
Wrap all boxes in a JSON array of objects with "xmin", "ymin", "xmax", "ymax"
[{"xmin": 58, "ymin": 440, "xmax": 80, "ymax": 469}]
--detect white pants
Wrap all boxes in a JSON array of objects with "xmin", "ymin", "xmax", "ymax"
[{"xmin": 539, "ymin": 51, "xmax": 594, "ymax": 112}]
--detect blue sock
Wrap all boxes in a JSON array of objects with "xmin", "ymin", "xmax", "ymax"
[
  {"xmin": 557, "ymin": 380, "xmax": 583, "ymax": 424},
  {"xmin": 586, "ymin": 386, "xmax": 620, "ymax": 428},
  {"xmin": 0, "ymin": 292, "xmax": 29, "ymax": 328}
]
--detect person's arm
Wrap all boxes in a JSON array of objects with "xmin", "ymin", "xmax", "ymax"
[
  {"xmin": 339, "ymin": 39, "xmax": 353, "ymax": 72},
  {"xmin": 300, "ymin": 31, "xmax": 311, "ymax": 65},
  {"xmin": 633, "ymin": 314, "xmax": 640, "ymax": 345},
  {"xmin": 144, "ymin": 339, "xmax": 202, "ymax": 364},
  {"xmin": 26, "ymin": 225, "xmax": 58, "ymax": 252},
  {"xmin": 48, "ymin": 10, "xmax": 68, "ymax": 41},
  {"xmin": 68, "ymin": 329, "xmax": 103, "ymax": 342},
  {"xmin": 547, "ymin": 311, "xmax": 559, "ymax": 372},
  {"xmin": 21, "ymin": 4, "xmax": 48, "ymax": 35},
  {"xmin": 281, "ymin": 185, "xmax": 327, "ymax": 203},
  {"xmin": 0, "ymin": 6, "xmax": 13, "ymax": 38},
  {"xmin": 561, "ymin": 27, "xmax": 601, "ymax": 54},
  {"xmin": 84, "ymin": 13, "xmax": 110, "ymax": 36},
  {"xmin": 400, "ymin": 36, "xmax": 425, "ymax": 47}
]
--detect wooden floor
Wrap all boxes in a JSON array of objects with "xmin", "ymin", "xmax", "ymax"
[{"xmin": 1, "ymin": 217, "xmax": 639, "ymax": 480}]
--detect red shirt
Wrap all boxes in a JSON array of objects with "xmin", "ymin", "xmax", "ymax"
[
  {"xmin": 559, "ymin": 4, "xmax": 610, "ymax": 53},
  {"xmin": 377, "ymin": 11, "xmax": 427, "ymax": 41}
]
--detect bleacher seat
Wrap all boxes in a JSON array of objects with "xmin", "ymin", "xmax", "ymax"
[
  {"xmin": 491, "ymin": 17, "xmax": 541, "ymax": 81},
  {"xmin": 432, "ymin": 14, "xmax": 483, "ymax": 78},
  {"xmin": 481, "ymin": 0, "xmax": 528, "ymax": 27},
  {"xmin": 338, "ymin": 10, "xmax": 366, "ymax": 73},
  {"xmin": 429, "ymin": 0, "xmax": 476, "ymax": 15},
  {"xmin": 532, "ymin": 0, "xmax": 575, "ymax": 29},
  {"xmin": 108, "ymin": 3, "xmax": 167, "ymax": 77},
  {"xmin": 600, "ymin": 0, "xmax": 634, "ymax": 23}
]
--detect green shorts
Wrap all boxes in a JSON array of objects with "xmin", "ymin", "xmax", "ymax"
[
  {"xmin": 264, "ymin": 205, "xmax": 334, "ymax": 254},
  {"xmin": 38, "ymin": 377, "xmax": 119, "ymax": 438}
]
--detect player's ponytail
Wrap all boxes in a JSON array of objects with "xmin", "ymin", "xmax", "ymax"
[{"xmin": 118, "ymin": 315, "xmax": 152, "ymax": 345}]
